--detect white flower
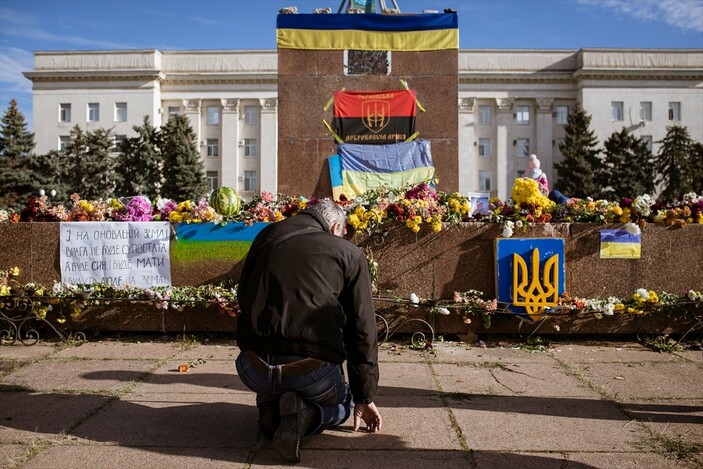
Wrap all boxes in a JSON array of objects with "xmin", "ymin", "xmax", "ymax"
[
  {"xmin": 409, "ymin": 292, "xmax": 420, "ymax": 307},
  {"xmin": 624, "ymin": 222, "xmax": 641, "ymax": 235},
  {"xmin": 502, "ymin": 221, "xmax": 514, "ymax": 238},
  {"xmin": 435, "ymin": 307, "xmax": 451, "ymax": 315},
  {"xmin": 515, "ymin": 220, "xmax": 523, "ymax": 229},
  {"xmin": 636, "ymin": 288, "xmax": 649, "ymax": 299}
]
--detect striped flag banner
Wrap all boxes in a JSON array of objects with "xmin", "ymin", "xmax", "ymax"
[
  {"xmin": 600, "ymin": 229, "xmax": 641, "ymax": 259},
  {"xmin": 333, "ymin": 89, "xmax": 416, "ymax": 145},
  {"xmin": 276, "ymin": 13, "xmax": 459, "ymax": 51},
  {"xmin": 328, "ymin": 139, "xmax": 435, "ymax": 200}
]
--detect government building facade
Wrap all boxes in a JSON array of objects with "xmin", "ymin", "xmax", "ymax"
[{"xmin": 24, "ymin": 49, "xmax": 703, "ymax": 200}]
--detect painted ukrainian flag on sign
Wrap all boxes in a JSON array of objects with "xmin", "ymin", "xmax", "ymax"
[
  {"xmin": 276, "ymin": 13, "xmax": 459, "ymax": 51},
  {"xmin": 600, "ymin": 229, "xmax": 641, "ymax": 259},
  {"xmin": 328, "ymin": 139, "xmax": 435, "ymax": 200}
]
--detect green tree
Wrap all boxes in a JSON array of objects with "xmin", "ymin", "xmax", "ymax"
[
  {"xmin": 28, "ymin": 150, "xmax": 72, "ymax": 203},
  {"xmin": 599, "ymin": 128, "xmax": 655, "ymax": 201},
  {"xmin": 63, "ymin": 125, "xmax": 116, "ymax": 200},
  {"xmin": 553, "ymin": 103, "xmax": 603, "ymax": 199},
  {"xmin": 654, "ymin": 125, "xmax": 698, "ymax": 202},
  {"xmin": 115, "ymin": 116, "xmax": 163, "ymax": 200},
  {"xmin": 0, "ymin": 99, "xmax": 36, "ymax": 208},
  {"xmin": 690, "ymin": 142, "xmax": 703, "ymax": 195},
  {"xmin": 159, "ymin": 114, "xmax": 207, "ymax": 201}
]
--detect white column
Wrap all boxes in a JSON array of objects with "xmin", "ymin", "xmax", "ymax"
[
  {"xmin": 457, "ymin": 97, "xmax": 475, "ymax": 194},
  {"xmin": 220, "ymin": 98, "xmax": 240, "ymax": 189},
  {"xmin": 536, "ymin": 98, "xmax": 555, "ymax": 184},
  {"xmin": 182, "ymin": 99, "xmax": 202, "ymax": 149},
  {"xmin": 496, "ymin": 98, "xmax": 514, "ymax": 200},
  {"xmin": 259, "ymin": 98, "xmax": 278, "ymax": 194}
]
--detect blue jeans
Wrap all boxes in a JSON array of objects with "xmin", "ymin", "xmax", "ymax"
[{"xmin": 235, "ymin": 352, "xmax": 353, "ymax": 434}]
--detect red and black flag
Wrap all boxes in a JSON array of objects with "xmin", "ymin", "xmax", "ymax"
[{"xmin": 333, "ymin": 90, "xmax": 416, "ymax": 144}]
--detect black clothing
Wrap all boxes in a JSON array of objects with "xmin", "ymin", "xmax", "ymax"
[{"xmin": 236, "ymin": 209, "xmax": 379, "ymax": 404}]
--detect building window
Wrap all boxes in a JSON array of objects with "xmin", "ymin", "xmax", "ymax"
[
  {"xmin": 244, "ymin": 138, "xmax": 257, "ymax": 157},
  {"xmin": 641, "ymin": 135, "xmax": 653, "ymax": 154},
  {"xmin": 59, "ymin": 103, "xmax": 71, "ymax": 123},
  {"xmin": 59, "ymin": 136, "xmax": 70, "ymax": 151},
  {"xmin": 556, "ymin": 105, "xmax": 568, "ymax": 125},
  {"xmin": 516, "ymin": 138, "xmax": 530, "ymax": 157},
  {"xmin": 206, "ymin": 171, "xmax": 219, "ymax": 192},
  {"xmin": 206, "ymin": 138, "xmax": 219, "ymax": 157},
  {"xmin": 114, "ymin": 102, "xmax": 127, "ymax": 122},
  {"xmin": 668, "ymin": 102, "xmax": 681, "ymax": 121},
  {"xmin": 113, "ymin": 134, "xmax": 127, "ymax": 153},
  {"xmin": 244, "ymin": 170, "xmax": 257, "ymax": 192},
  {"xmin": 479, "ymin": 170, "xmax": 491, "ymax": 192},
  {"xmin": 206, "ymin": 106, "xmax": 220, "ymax": 125},
  {"xmin": 611, "ymin": 101, "xmax": 624, "ymax": 121},
  {"xmin": 478, "ymin": 105, "xmax": 492, "ymax": 125},
  {"xmin": 345, "ymin": 50, "xmax": 390, "ymax": 75},
  {"xmin": 88, "ymin": 103, "xmax": 100, "ymax": 122},
  {"xmin": 515, "ymin": 105, "xmax": 530, "ymax": 125},
  {"xmin": 478, "ymin": 138, "xmax": 491, "ymax": 157},
  {"xmin": 640, "ymin": 101, "xmax": 652, "ymax": 122},
  {"xmin": 168, "ymin": 106, "xmax": 180, "ymax": 118},
  {"xmin": 244, "ymin": 105, "xmax": 259, "ymax": 125}
]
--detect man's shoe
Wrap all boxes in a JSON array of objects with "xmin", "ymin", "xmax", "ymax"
[
  {"xmin": 273, "ymin": 392, "xmax": 306, "ymax": 462},
  {"xmin": 258, "ymin": 400, "xmax": 279, "ymax": 440}
]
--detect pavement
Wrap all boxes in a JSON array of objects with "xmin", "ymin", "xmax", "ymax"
[{"xmin": 1, "ymin": 336, "xmax": 702, "ymax": 469}]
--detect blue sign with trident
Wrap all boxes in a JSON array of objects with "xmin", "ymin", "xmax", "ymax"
[{"xmin": 495, "ymin": 238, "xmax": 566, "ymax": 321}]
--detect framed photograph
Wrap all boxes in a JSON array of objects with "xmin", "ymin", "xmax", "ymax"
[{"xmin": 468, "ymin": 192, "xmax": 490, "ymax": 217}]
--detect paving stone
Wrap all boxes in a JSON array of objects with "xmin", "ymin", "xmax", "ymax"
[
  {"xmin": 54, "ymin": 341, "xmax": 179, "ymax": 360},
  {"xmin": 0, "ymin": 443, "xmax": 31, "ymax": 467},
  {"xmin": 69, "ymin": 392, "xmax": 258, "ymax": 449},
  {"xmin": 377, "ymin": 362, "xmax": 436, "ymax": 396},
  {"xmin": 549, "ymin": 342, "xmax": 684, "ymax": 364},
  {"xmin": 474, "ymin": 451, "xmax": 565, "ymax": 468},
  {"xmin": 563, "ymin": 451, "xmax": 686, "ymax": 468},
  {"xmin": 173, "ymin": 343, "xmax": 239, "ymax": 361},
  {"xmin": 450, "ymin": 395, "xmax": 642, "ymax": 452},
  {"xmin": 133, "ymin": 358, "xmax": 246, "ymax": 394},
  {"xmin": 675, "ymin": 349, "xmax": 703, "ymax": 365},
  {"xmin": 434, "ymin": 345, "xmax": 556, "ymax": 365},
  {"xmin": 0, "ymin": 391, "xmax": 111, "ymax": 443},
  {"xmin": 622, "ymin": 399, "xmax": 703, "ymax": 444},
  {"xmin": 0, "ymin": 343, "xmax": 57, "ymax": 360},
  {"xmin": 250, "ymin": 449, "xmax": 471, "ymax": 468},
  {"xmin": 577, "ymin": 362, "xmax": 703, "ymax": 401},
  {"xmin": 1, "ymin": 359, "xmax": 161, "ymax": 393},
  {"xmin": 310, "ymin": 395, "xmax": 462, "ymax": 451},
  {"xmin": 432, "ymin": 362, "xmax": 598, "ymax": 397},
  {"xmin": 21, "ymin": 445, "xmax": 250, "ymax": 469}
]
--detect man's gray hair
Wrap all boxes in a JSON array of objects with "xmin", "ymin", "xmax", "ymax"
[{"xmin": 309, "ymin": 198, "xmax": 346, "ymax": 229}]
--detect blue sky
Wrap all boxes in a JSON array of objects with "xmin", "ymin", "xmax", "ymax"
[{"xmin": 1, "ymin": 0, "xmax": 702, "ymax": 130}]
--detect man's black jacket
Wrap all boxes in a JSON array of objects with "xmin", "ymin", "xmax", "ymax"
[{"xmin": 236, "ymin": 209, "xmax": 379, "ymax": 404}]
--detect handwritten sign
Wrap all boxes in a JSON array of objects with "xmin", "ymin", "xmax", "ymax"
[{"xmin": 60, "ymin": 222, "xmax": 171, "ymax": 287}]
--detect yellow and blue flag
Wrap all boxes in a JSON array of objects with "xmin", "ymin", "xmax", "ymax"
[
  {"xmin": 328, "ymin": 139, "xmax": 435, "ymax": 200},
  {"xmin": 600, "ymin": 229, "xmax": 641, "ymax": 259},
  {"xmin": 276, "ymin": 13, "xmax": 458, "ymax": 51}
]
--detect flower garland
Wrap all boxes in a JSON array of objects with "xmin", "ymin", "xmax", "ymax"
[{"xmin": 1, "ymin": 188, "xmax": 702, "ymax": 235}]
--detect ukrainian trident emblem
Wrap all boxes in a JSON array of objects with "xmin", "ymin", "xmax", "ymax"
[
  {"xmin": 361, "ymin": 100, "xmax": 390, "ymax": 133},
  {"xmin": 495, "ymin": 238, "xmax": 565, "ymax": 321}
]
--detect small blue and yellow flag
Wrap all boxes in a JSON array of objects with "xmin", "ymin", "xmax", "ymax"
[{"xmin": 600, "ymin": 229, "xmax": 641, "ymax": 259}]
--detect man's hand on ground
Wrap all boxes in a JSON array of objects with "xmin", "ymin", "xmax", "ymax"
[{"xmin": 353, "ymin": 402, "xmax": 382, "ymax": 433}]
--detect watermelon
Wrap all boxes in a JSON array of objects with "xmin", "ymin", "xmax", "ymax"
[{"xmin": 209, "ymin": 186, "xmax": 241, "ymax": 217}]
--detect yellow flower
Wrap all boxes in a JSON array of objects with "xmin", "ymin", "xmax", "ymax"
[
  {"xmin": 9, "ymin": 266, "xmax": 20, "ymax": 276},
  {"xmin": 614, "ymin": 303, "xmax": 625, "ymax": 311},
  {"xmin": 0, "ymin": 285, "xmax": 10, "ymax": 296}
]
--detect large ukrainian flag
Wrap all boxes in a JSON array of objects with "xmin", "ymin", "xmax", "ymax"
[
  {"xmin": 600, "ymin": 229, "xmax": 642, "ymax": 259},
  {"xmin": 276, "ymin": 13, "xmax": 458, "ymax": 51},
  {"xmin": 328, "ymin": 139, "xmax": 435, "ymax": 200}
]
